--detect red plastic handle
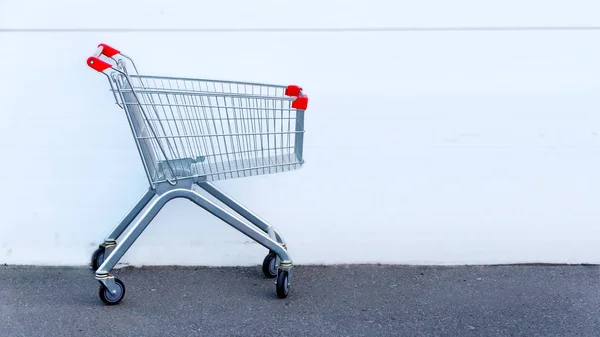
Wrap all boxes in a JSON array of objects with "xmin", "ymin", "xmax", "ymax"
[
  {"xmin": 285, "ymin": 85, "xmax": 303, "ymax": 97},
  {"xmin": 87, "ymin": 43, "xmax": 120, "ymax": 72},
  {"xmin": 292, "ymin": 96, "xmax": 308, "ymax": 110},
  {"xmin": 98, "ymin": 43, "xmax": 120, "ymax": 57},
  {"xmin": 285, "ymin": 85, "xmax": 309, "ymax": 110},
  {"xmin": 87, "ymin": 57, "xmax": 112, "ymax": 72}
]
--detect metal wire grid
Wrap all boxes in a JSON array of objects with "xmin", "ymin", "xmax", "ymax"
[{"xmin": 114, "ymin": 74, "xmax": 305, "ymax": 185}]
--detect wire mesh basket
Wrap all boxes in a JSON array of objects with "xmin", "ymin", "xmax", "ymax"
[{"xmin": 89, "ymin": 44, "xmax": 308, "ymax": 186}]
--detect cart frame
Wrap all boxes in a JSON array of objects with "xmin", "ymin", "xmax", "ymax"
[{"xmin": 86, "ymin": 43, "xmax": 308, "ymax": 304}]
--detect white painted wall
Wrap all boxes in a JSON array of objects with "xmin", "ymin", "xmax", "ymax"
[{"xmin": 2, "ymin": 0, "xmax": 600, "ymax": 266}]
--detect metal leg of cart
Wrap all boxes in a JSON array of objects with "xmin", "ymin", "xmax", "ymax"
[
  {"xmin": 197, "ymin": 182, "xmax": 290, "ymax": 280},
  {"xmin": 94, "ymin": 183, "xmax": 293, "ymax": 305},
  {"xmin": 197, "ymin": 182, "xmax": 287, "ymax": 246},
  {"xmin": 90, "ymin": 188, "xmax": 156, "ymax": 271}
]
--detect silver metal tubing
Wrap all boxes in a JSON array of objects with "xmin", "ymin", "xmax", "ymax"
[
  {"xmin": 197, "ymin": 182, "xmax": 287, "ymax": 247},
  {"xmin": 105, "ymin": 188, "xmax": 156, "ymax": 241},
  {"xmin": 119, "ymin": 88, "xmax": 296, "ymax": 101},
  {"xmin": 198, "ymin": 182, "xmax": 271, "ymax": 233},
  {"xmin": 130, "ymin": 74, "xmax": 288, "ymax": 89},
  {"xmin": 271, "ymin": 228, "xmax": 286, "ymax": 247},
  {"xmin": 95, "ymin": 188, "xmax": 291, "ymax": 275}
]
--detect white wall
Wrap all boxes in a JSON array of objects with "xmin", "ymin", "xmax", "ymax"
[{"xmin": 2, "ymin": 0, "xmax": 600, "ymax": 266}]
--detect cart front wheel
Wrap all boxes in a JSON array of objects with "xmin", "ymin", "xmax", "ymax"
[
  {"xmin": 91, "ymin": 247, "xmax": 105, "ymax": 271},
  {"xmin": 276, "ymin": 270, "xmax": 290, "ymax": 298},
  {"xmin": 99, "ymin": 278, "xmax": 125, "ymax": 305},
  {"xmin": 262, "ymin": 252, "xmax": 278, "ymax": 278}
]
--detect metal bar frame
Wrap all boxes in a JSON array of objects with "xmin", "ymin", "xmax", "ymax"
[
  {"xmin": 89, "ymin": 48, "xmax": 304, "ymax": 297},
  {"xmin": 197, "ymin": 182, "xmax": 286, "ymax": 245},
  {"xmin": 105, "ymin": 188, "xmax": 156, "ymax": 242},
  {"xmin": 294, "ymin": 110, "xmax": 306, "ymax": 162},
  {"xmin": 95, "ymin": 181, "xmax": 292, "ymax": 294}
]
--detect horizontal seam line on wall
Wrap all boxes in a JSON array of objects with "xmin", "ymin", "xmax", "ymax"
[{"xmin": 1, "ymin": 26, "xmax": 600, "ymax": 33}]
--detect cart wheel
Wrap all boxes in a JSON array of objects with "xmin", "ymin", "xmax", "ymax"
[
  {"xmin": 276, "ymin": 269, "xmax": 290, "ymax": 298},
  {"xmin": 99, "ymin": 278, "xmax": 125, "ymax": 305},
  {"xmin": 262, "ymin": 252, "xmax": 278, "ymax": 278},
  {"xmin": 91, "ymin": 247, "xmax": 105, "ymax": 271}
]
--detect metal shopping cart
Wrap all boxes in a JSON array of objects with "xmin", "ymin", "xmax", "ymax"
[{"xmin": 86, "ymin": 43, "xmax": 308, "ymax": 305}]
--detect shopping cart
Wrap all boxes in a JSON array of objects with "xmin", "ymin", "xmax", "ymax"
[{"xmin": 86, "ymin": 43, "xmax": 308, "ymax": 305}]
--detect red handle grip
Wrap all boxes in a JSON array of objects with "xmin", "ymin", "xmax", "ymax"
[
  {"xmin": 285, "ymin": 85, "xmax": 309, "ymax": 110},
  {"xmin": 86, "ymin": 43, "xmax": 120, "ymax": 72},
  {"xmin": 87, "ymin": 56, "xmax": 112, "ymax": 72},
  {"xmin": 292, "ymin": 96, "xmax": 308, "ymax": 110},
  {"xmin": 97, "ymin": 43, "xmax": 120, "ymax": 57},
  {"xmin": 285, "ymin": 85, "xmax": 303, "ymax": 97}
]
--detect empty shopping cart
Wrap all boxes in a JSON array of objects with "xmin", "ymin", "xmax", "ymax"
[{"xmin": 86, "ymin": 43, "xmax": 308, "ymax": 305}]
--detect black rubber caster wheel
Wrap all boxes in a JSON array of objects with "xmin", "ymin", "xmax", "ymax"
[
  {"xmin": 91, "ymin": 246, "xmax": 105, "ymax": 271},
  {"xmin": 276, "ymin": 269, "xmax": 290, "ymax": 299},
  {"xmin": 262, "ymin": 252, "xmax": 278, "ymax": 278},
  {"xmin": 99, "ymin": 278, "xmax": 125, "ymax": 305}
]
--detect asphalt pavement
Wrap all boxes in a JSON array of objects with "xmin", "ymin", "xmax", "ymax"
[{"xmin": 1, "ymin": 264, "xmax": 600, "ymax": 336}]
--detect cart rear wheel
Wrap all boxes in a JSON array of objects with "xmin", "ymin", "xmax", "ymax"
[
  {"xmin": 99, "ymin": 278, "xmax": 125, "ymax": 305},
  {"xmin": 262, "ymin": 252, "xmax": 278, "ymax": 278},
  {"xmin": 91, "ymin": 247, "xmax": 105, "ymax": 271},
  {"xmin": 276, "ymin": 270, "xmax": 290, "ymax": 298}
]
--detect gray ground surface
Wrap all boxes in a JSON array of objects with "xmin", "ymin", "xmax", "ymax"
[{"xmin": 1, "ymin": 264, "xmax": 600, "ymax": 337}]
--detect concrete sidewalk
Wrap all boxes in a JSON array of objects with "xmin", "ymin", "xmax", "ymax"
[{"xmin": 1, "ymin": 264, "xmax": 599, "ymax": 336}]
